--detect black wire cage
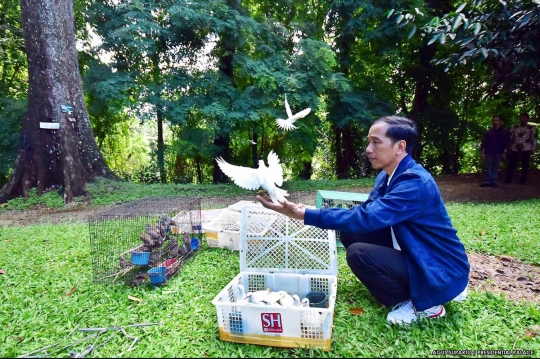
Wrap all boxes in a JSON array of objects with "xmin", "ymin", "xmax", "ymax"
[{"xmin": 89, "ymin": 196, "xmax": 202, "ymax": 287}]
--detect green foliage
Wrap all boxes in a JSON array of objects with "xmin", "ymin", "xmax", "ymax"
[
  {"xmin": 4, "ymin": 188, "xmax": 64, "ymax": 210},
  {"xmin": 387, "ymin": 1, "xmax": 540, "ymax": 98},
  {"xmin": 0, "ymin": 0, "xmax": 27, "ymax": 99},
  {"xmin": 0, "ymin": 0, "xmax": 29, "ymax": 186},
  {"xmin": 0, "ymin": 97, "xmax": 25, "ymax": 186}
]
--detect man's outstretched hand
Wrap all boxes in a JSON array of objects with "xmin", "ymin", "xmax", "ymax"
[{"xmin": 255, "ymin": 195, "xmax": 307, "ymax": 221}]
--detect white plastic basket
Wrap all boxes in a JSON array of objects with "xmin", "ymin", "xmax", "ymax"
[
  {"xmin": 203, "ymin": 209, "xmax": 277, "ymax": 250},
  {"xmin": 227, "ymin": 200, "xmax": 263, "ymax": 212},
  {"xmin": 212, "ymin": 272, "xmax": 337, "ymax": 349},
  {"xmin": 212, "ymin": 206, "xmax": 338, "ymax": 350}
]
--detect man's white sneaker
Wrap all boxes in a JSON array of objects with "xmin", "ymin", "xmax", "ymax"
[
  {"xmin": 386, "ymin": 300, "xmax": 446, "ymax": 325},
  {"xmin": 453, "ymin": 287, "xmax": 468, "ymax": 302}
]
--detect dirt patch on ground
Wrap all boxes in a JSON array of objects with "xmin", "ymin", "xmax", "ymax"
[
  {"xmin": 1, "ymin": 170, "xmax": 539, "ymax": 304},
  {"xmin": 468, "ymin": 253, "xmax": 540, "ymax": 303}
]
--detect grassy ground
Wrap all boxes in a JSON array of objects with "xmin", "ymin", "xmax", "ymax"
[
  {"xmin": 1, "ymin": 202, "xmax": 539, "ymax": 357},
  {"xmin": 0, "ymin": 176, "xmax": 375, "ymax": 211}
]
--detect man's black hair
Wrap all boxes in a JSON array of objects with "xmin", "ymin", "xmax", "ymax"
[{"xmin": 374, "ymin": 116, "xmax": 418, "ymax": 154}]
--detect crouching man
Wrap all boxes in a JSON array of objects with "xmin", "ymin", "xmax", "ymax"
[{"xmin": 257, "ymin": 116, "xmax": 469, "ymax": 325}]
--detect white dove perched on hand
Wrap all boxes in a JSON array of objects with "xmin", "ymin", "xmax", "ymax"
[
  {"xmin": 215, "ymin": 150, "xmax": 289, "ymax": 204},
  {"xmin": 275, "ymin": 94, "xmax": 311, "ymax": 131}
]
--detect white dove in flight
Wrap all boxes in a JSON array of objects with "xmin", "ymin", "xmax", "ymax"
[
  {"xmin": 275, "ymin": 94, "xmax": 311, "ymax": 131},
  {"xmin": 215, "ymin": 150, "xmax": 289, "ymax": 204}
]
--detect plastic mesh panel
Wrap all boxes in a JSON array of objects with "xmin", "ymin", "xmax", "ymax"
[{"xmin": 240, "ymin": 208, "xmax": 337, "ymax": 275}]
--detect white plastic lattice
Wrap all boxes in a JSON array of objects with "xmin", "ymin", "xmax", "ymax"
[
  {"xmin": 240, "ymin": 207, "xmax": 337, "ymax": 275},
  {"xmin": 203, "ymin": 210, "xmax": 241, "ymax": 232},
  {"xmin": 227, "ymin": 200, "xmax": 263, "ymax": 212}
]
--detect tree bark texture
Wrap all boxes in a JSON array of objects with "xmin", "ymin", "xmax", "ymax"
[{"xmin": 0, "ymin": 0, "xmax": 112, "ymax": 204}]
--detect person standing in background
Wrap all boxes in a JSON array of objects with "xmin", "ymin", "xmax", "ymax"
[
  {"xmin": 479, "ymin": 115, "xmax": 510, "ymax": 188},
  {"xmin": 505, "ymin": 113, "xmax": 537, "ymax": 184}
]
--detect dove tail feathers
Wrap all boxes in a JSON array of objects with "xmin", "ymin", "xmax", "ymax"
[
  {"xmin": 270, "ymin": 187, "xmax": 289, "ymax": 204},
  {"xmin": 275, "ymin": 119, "xmax": 298, "ymax": 131}
]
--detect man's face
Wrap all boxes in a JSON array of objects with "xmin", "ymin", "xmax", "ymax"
[
  {"xmin": 366, "ymin": 122, "xmax": 403, "ymax": 171},
  {"xmin": 519, "ymin": 115, "xmax": 528, "ymax": 125},
  {"xmin": 492, "ymin": 117, "xmax": 501, "ymax": 128}
]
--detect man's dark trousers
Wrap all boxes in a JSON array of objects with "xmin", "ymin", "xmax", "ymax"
[{"xmin": 340, "ymin": 229, "xmax": 409, "ymax": 307}]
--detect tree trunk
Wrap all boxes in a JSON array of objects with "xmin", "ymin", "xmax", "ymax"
[
  {"xmin": 0, "ymin": 0, "xmax": 113, "ymax": 204},
  {"xmin": 298, "ymin": 161, "xmax": 312, "ymax": 180},
  {"xmin": 251, "ymin": 128, "xmax": 258, "ymax": 168},
  {"xmin": 212, "ymin": 134, "xmax": 230, "ymax": 184},
  {"xmin": 195, "ymin": 155, "xmax": 202, "ymax": 184},
  {"xmin": 410, "ymin": 44, "xmax": 436, "ymax": 161},
  {"xmin": 157, "ymin": 109, "xmax": 166, "ymax": 183}
]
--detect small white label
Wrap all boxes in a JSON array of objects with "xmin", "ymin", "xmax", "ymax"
[{"xmin": 40, "ymin": 122, "xmax": 60, "ymax": 129}]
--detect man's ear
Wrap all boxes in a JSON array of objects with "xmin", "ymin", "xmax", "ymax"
[{"xmin": 397, "ymin": 140, "xmax": 407, "ymax": 154}]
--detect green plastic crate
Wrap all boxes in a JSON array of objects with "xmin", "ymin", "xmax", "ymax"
[{"xmin": 315, "ymin": 191, "xmax": 369, "ymax": 248}]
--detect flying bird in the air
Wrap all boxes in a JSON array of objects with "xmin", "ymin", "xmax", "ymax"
[
  {"xmin": 216, "ymin": 151, "xmax": 289, "ymax": 204},
  {"xmin": 275, "ymin": 94, "xmax": 311, "ymax": 131}
]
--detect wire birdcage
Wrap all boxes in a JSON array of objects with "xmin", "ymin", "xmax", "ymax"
[{"xmin": 88, "ymin": 196, "xmax": 202, "ymax": 286}]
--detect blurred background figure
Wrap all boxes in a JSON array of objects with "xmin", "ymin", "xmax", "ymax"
[
  {"xmin": 480, "ymin": 115, "xmax": 510, "ymax": 188},
  {"xmin": 505, "ymin": 113, "xmax": 537, "ymax": 185}
]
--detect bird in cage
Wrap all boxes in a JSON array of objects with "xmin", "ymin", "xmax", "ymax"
[
  {"xmin": 130, "ymin": 273, "xmax": 149, "ymax": 287},
  {"xmin": 157, "ymin": 222, "xmax": 167, "ymax": 238},
  {"xmin": 243, "ymin": 293, "xmax": 260, "ymax": 304},
  {"xmin": 154, "ymin": 233, "xmax": 166, "ymax": 249},
  {"xmin": 159, "ymin": 215, "xmax": 176, "ymax": 233},
  {"xmin": 183, "ymin": 232, "xmax": 192, "ymax": 252},
  {"xmin": 139, "ymin": 245, "xmax": 152, "ymax": 253},
  {"xmin": 278, "ymin": 293, "xmax": 301, "ymax": 307},
  {"xmin": 245, "ymin": 288, "xmax": 271, "ymax": 304},
  {"xmin": 163, "ymin": 239, "xmax": 179, "ymax": 258},
  {"xmin": 260, "ymin": 290, "xmax": 288, "ymax": 306},
  {"xmin": 140, "ymin": 231, "xmax": 155, "ymax": 248},
  {"xmin": 119, "ymin": 256, "xmax": 132, "ymax": 269},
  {"xmin": 146, "ymin": 223, "xmax": 162, "ymax": 241},
  {"xmin": 215, "ymin": 150, "xmax": 289, "ymax": 204},
  {"xmin": 236, "ymin": 284, "xmax": 247, "ymax": 303},
  {"xmin": 150, "ymin": 249, "xmax": 164, "ymax": 265}
]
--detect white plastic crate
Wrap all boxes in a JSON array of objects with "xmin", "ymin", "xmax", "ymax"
[
  {"xmin": 227, "ymin": 200, "xmax": 263, "ymax": 212},
  {"xmin": 212, "ymin": 207, "xmax": 338, "ymax": 351},
  {"xmin": 203, "ymin": 209, "xmax": 277, "ymax": 251}
]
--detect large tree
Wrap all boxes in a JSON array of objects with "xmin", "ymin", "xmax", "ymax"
[{"xmin": 0, "ymin": 0, "xmax": 113, "ymax": 204}]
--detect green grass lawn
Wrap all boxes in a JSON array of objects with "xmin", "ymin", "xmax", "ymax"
[{"xmin": 1, "ymin": 197, "xmax": 539, "ymax": 357}]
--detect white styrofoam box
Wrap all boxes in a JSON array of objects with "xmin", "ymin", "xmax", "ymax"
[
  {"xmin": 202, "ymin": 209, "xmax": 278, "ymax": 250},
  {"xmin": 212, "ymin": 206, "xmax": 338, "ymax": 351},
  {"xmin": 227, "ymin": 200, "xmax": 263, "ymax": 212}
]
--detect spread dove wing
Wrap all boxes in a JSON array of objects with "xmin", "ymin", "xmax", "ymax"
[
  {"xmin": 215, "ymin": 150, "xmax": 289, "ymax": 204},
  {"xmin": 275, "ymin": 94, "xmax": 311, "ymax": 131}
]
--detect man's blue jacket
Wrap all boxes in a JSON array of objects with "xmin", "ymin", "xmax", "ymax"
[{"xmin": 304, "ymin": 155, "xmax": 470, "ymax": 311}]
